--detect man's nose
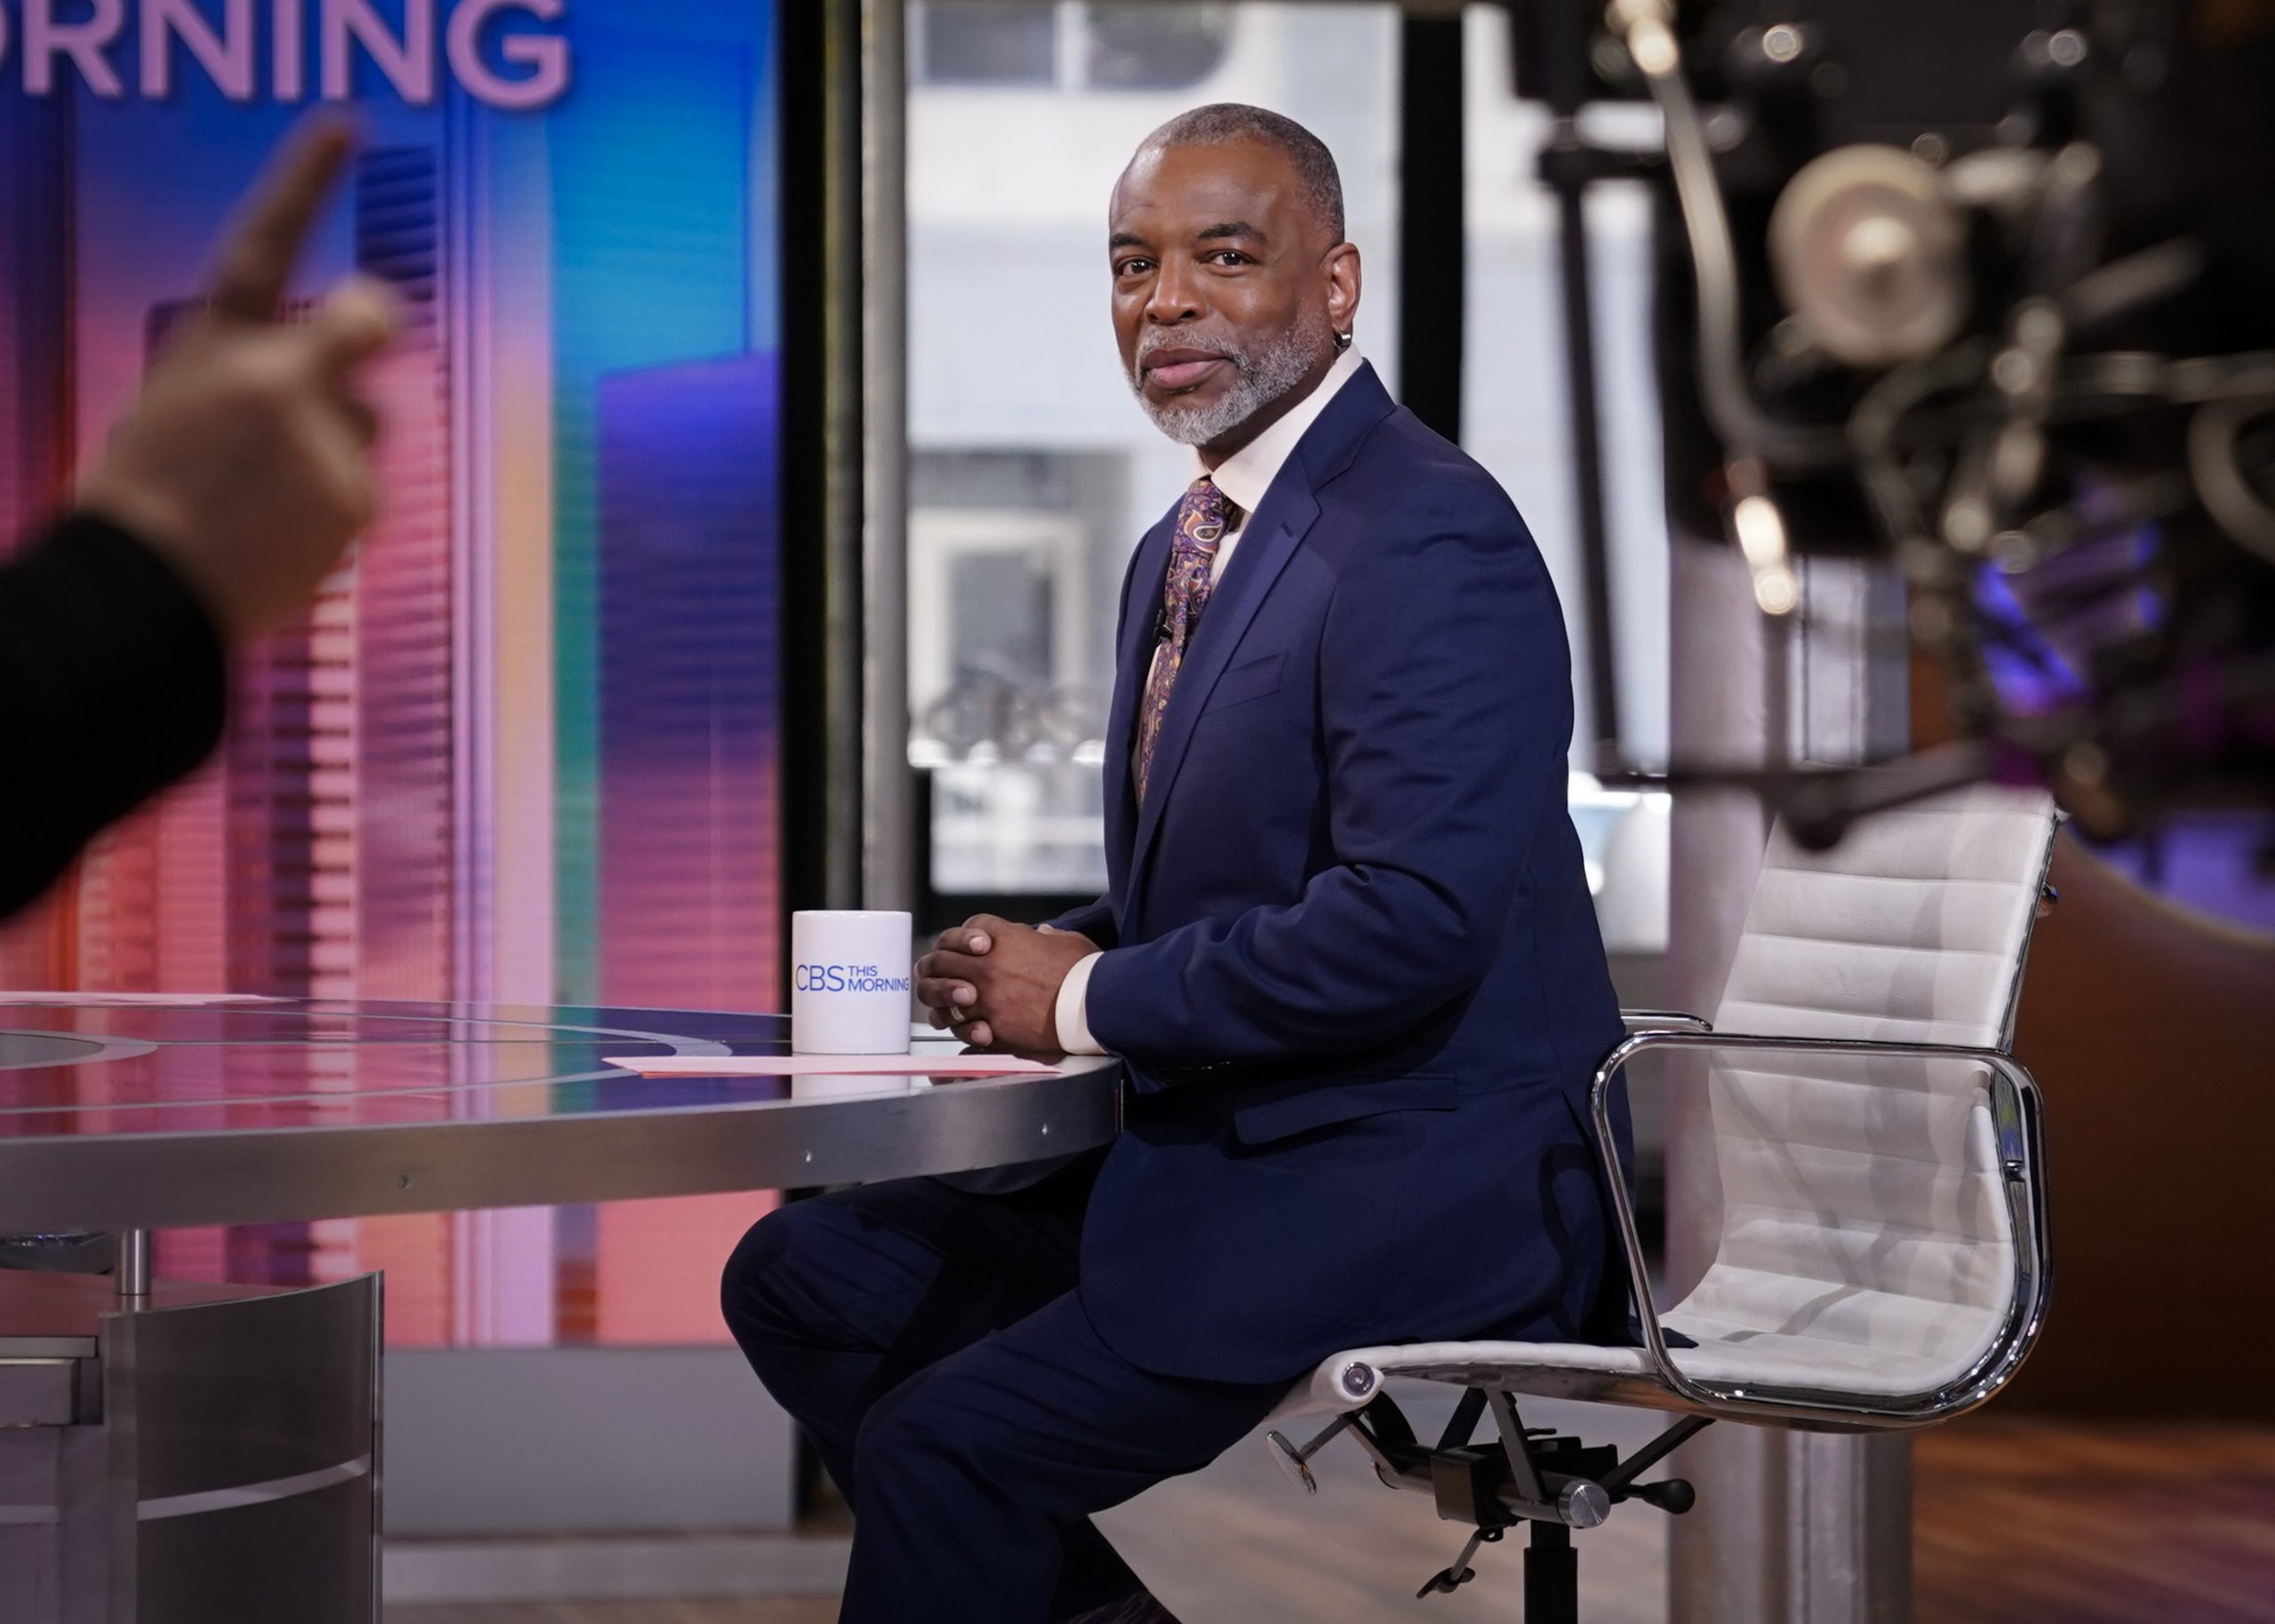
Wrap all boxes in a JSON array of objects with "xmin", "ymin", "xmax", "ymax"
[{"xmin": 1144, "ymin": 259, "xmax": 1203, "ymax": 325}]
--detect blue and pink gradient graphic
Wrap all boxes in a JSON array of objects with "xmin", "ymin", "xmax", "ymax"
[{"xmin": 0, "ymin": 0, "xmax": 785, "ymax": 1347}]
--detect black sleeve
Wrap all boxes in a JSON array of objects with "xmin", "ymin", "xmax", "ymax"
[{"xmin": 0, "ymin": 513, "xmax": 228, "ymax": 919}]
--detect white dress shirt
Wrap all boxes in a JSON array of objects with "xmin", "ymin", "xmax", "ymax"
[{"xmin": 1050, "ymin": 345, "xmax": 1367, "ymax": 1056}]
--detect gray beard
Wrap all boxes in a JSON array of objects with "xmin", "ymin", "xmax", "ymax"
[{"xmin": 1130, "ymin": 314, "xmax": 1331, "ymax": 448}]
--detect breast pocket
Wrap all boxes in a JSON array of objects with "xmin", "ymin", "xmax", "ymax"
[{"xmin": 1199, "ymin": 650, "xmax": 1285, "ymax": 716}]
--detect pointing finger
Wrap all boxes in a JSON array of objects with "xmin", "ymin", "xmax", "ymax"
[
  {"xmin": 339, "ymin": 395, "xmax": 379, "ymax": 450},
  {"xmin": 305, "ymin": 275, "xmax": 400, "ymax": 379},
  {"xmin": 209, "ymin": 116, "xmax": 357, "ymax": 323}
]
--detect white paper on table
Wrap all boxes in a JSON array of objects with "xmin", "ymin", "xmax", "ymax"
[{"xmin": 603, "ymin": 1053, "xmax": 1063, "ymax": 1079}]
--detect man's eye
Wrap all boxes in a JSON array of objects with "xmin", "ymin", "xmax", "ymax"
[
  {"xmin": 1116, "ymin": 259, "xmax": 1153, "ymax": 277},
  {"xmin": 1208, "ymin": 251, "xmax": 1252, "ymax": 267}
]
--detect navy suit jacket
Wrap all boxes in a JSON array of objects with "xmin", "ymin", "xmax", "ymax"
[{"xmin": 1052, "ymin": 363, "xmax": 1627, "ymax": 1384}]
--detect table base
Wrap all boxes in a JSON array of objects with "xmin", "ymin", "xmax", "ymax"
[{"xmin": 0, "ymin": 1270, "xmax": 381, "ymax": 1623}]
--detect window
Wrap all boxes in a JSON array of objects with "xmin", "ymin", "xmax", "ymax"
[
  {"xmin": 906, "ymin": 3, "xmax": 1401, "ymax": 904},
  {"xmin": 1087, "ymin": 5, "xmax": 1235, "ymax": 90},
  {"xmin": 918, "ymin": 3, "xmax": 1060, "ymax": 87},
  {"xmin": 914, "ymin": 2, "xmax": 1235, "ymax": 93},
  {"xmin": 1463, "ymin": 4, "xmax": 1670, "ymax": 958},
  {"xmin": 907, "ymin": 454, "xmax": 1118, "ymax": 896}
]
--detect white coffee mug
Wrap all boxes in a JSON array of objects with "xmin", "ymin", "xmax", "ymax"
[{"xmin": 791, "ymin": 911, "xmax": 915, "ymax": 1055}]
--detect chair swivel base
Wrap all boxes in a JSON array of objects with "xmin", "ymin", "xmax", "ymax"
[{"xmin": 1267, "ymin": 1389, "xmax": 1706, "ymax": 1621}]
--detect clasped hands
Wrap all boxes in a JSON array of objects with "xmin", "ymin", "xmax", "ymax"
[{"xmin": 914, "ymin": 914, "xmax": 1098, "ymax": 1055}]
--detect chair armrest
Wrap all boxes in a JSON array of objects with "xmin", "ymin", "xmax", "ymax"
[
  {"xmin": 1585, "ymin": 1029, "xmax": 2049, "ymax": 1415},
  {"xmin": 1620, "ymin": 1009, "xmax": 1712, "ymax": 1034}
]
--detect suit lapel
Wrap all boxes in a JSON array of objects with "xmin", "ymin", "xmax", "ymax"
[
  {"xmin": 1124, "ymin": 486, "xmax": 1319, "ymax": 912},
  {"xmin": 1102, "ymin": 516, "xmax": 1174, "ymax": 907},
  {"xmin": 1114, "ymin": 362, "xmax": 1399, "ymax": 927}
]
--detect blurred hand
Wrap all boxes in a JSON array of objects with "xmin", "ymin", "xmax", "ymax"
[
  {"xmin": 76, "ymin": 118, "xmax": 400, "ymax": 647},
  {"xmin": 916, "ymin": 915, "xmax": 1097, "ymax": 1055}
]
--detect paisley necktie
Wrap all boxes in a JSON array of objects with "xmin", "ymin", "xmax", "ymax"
[{"xmin": 1134, "ymin": 475, "xmax": 1232, "ymax": 802}]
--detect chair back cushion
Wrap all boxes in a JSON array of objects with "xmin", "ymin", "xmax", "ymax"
[
  {"xmin": 1717, "ymin": 783, "xmax": 2056, "ymax": 1047},
  {"xmin": 1672, "ymin": 784, "xmax": 2058, "ymax": 1397}
]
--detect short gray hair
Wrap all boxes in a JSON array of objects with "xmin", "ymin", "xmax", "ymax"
[{"xmin": 1141, "ymin": 103, "xmax": 1345, "ymax": 243}]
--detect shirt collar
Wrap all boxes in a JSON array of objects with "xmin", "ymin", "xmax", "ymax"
[{"xmin": 1196, "ymin": 344, "xmax": 1366, "ymax": 516}]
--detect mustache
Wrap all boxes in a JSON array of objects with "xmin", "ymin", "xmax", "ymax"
[{"xmin": 1131, "ymin": 332, "xmax": 1249, "ymax": 371}]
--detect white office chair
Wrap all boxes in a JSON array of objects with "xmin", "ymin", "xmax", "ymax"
[{"xmin": 1264, "ymin": 784, "xmax": 2061, "ymax": 1620}]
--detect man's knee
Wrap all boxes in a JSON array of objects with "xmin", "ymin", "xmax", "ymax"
[
  {"xmin": 852, "ymin": 1366, "xmax": 981, "ymax": 1495},
  {"xmin": 719, "ymin": 1199, "xmax": 816, "ymax": 1354}
]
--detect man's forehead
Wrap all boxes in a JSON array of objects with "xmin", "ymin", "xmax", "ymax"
[{"xmin": 1110, "ymin": 142, "xmax": 1299, "ymax": 237}]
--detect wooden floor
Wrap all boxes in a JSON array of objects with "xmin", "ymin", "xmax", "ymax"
[
  {"xmin": 1913, "ymin": 1418, "xmax": 2275, "ymax": 1623},
  {"xmin": 389, "ymin": 1412, "xmax": 2275, "ymax": 1623}
]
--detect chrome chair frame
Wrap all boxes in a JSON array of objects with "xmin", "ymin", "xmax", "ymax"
[
  {"xmin": 1264, "ymin": 1016, "xmax": 2054, "ymax": 1612},
  {"xmin": 1269, "ymin": 789, "xmax": 2062, "ymax": 1612},
  {"xmin": 1589, "ymin": 1025, "xmax": 2054, "ymax": 1432}
]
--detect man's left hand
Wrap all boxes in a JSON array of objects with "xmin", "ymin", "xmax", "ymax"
[{"xmin": 915, "ymin": 915, "xmax": 1097, "ymax": 1055}]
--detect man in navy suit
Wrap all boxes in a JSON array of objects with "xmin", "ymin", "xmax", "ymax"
[{"xmin": 722, "ymin": 103, "xmax": 1624, "ymax": 1624}]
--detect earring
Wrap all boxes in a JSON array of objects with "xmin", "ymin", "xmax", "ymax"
[{"xmin": 1333, "ymin": 330, "xmax": 1353, "ymax": 352}]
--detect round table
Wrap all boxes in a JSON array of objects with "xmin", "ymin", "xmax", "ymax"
[
  {"xmin": 0, "ymin": 995, "xmax": 1122, "ymax": 1622},
  {"xmin": 0, "ymin": 994, "xmax": 1123, "ymax": 1234}
]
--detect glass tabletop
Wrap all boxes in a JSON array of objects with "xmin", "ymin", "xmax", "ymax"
[{"xmin": 0, "ymin": 996, "xmax": 981, "ymax": 1138}]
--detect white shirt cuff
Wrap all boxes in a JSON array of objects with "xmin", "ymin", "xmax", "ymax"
[{"xmin": 1054, "ymin": 951, "xmax": 1108, "ymax": 1057}]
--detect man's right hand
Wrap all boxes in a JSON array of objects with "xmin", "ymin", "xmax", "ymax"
[
  {"xmin": 918, "ymin": 921, "xmax": 1002, "ymax": 1049},
  {"xmin": 917, "ymin": 918, "xmax": 1098, "ymax": 1055},
  {"xmin": 76, "ymin": 118, "xmax": 400, "ymax": 647}
]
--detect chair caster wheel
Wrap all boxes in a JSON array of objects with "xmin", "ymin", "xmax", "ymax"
[
  {"xmin": 1415, "ymin": 1526, "xmax": 1502, "ymax": 1598},
  {"xmin": 1416, "ymin": 1564, "xmax": 1476, "ymax": 1597},
  {"xmin": 1265, "ymin": 1430, "xmax": 1318, "ymax": 1495}
]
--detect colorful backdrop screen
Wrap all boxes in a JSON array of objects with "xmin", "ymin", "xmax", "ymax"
[{"xmin": 0, "ymin": 0, "xmax": 785, "ymax": 1346}]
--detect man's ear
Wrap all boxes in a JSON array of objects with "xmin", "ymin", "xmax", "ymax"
[{"xmin": 1322, "ymin": 241, "xmax": 1361, "ymax": 339}]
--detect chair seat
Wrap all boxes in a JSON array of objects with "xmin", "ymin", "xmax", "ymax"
[{"xmin": 1271, "ymin": 1308, "xmax": 2000, "ymax": 1429}]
